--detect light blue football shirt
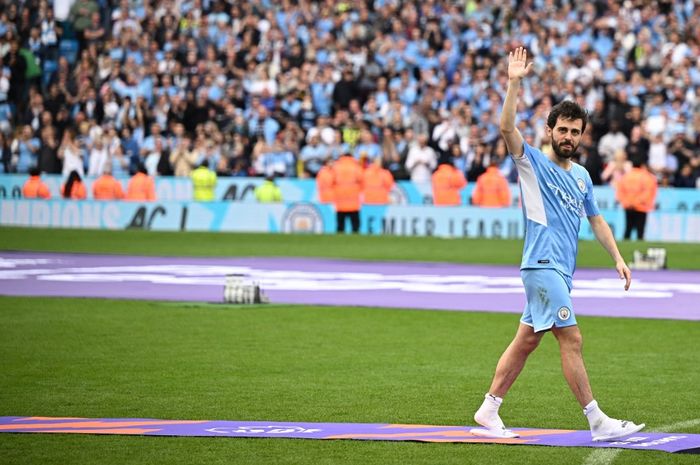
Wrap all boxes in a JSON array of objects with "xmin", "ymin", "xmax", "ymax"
[{"xmin": 513, "ymin": 142, "xmax": 600, "ymax": 278}]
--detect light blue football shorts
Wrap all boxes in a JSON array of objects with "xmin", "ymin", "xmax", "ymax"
[{"xmin": 520, "ymin": 268, "xmax": 577, "ymax": 332}]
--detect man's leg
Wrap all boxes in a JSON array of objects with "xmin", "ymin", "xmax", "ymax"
[
  {"xmin": 624, "ymin": 209, "xmax": 634, "ymax": 240},
  {"xmin": 551, "ymin": 325, "xmax": 645, "ymax": 441},
  {"xmin": 551, "ymin": 325, "xmax": 593, "ymax": 407},
  {"xmin": 336, "ymin": 212, "xmax": 345, "ymax": 233},
  {"xmin": 488, "ymin": 323, "xmax": 544, "ymax": 397},
  {"xmin": 637, "ymin": 211, "xmax": 647, "ymax": 240},
  {"xmin": 473, "ymin": 323, "xmax": 543, "ymax": 437},
  {"xmin": 350, "ymin": 210, "xmax": 360, "ymax": 233}
]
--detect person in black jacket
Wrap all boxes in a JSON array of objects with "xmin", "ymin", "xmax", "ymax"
[{"xmin": 332, "ymin": 68, "xmax": 359, "ymax": 111}]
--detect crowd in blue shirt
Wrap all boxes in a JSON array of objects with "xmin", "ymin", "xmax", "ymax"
[{"xmin": 0, "ymin": 0, "xmax": 698, "ymax": 188}]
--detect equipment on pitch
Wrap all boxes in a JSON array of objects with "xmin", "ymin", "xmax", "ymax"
[
  {"xmin": 629, "ymin": 247, "xmax": 667, "ymax": 270},
  {"xmin": 224, "ymin": 274, "xmax": 269, "ymax": 304}
]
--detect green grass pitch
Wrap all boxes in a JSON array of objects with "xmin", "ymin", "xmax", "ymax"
[{"xmin": 1, "ymin": 228, "xmax": 699, "ymax": 464}]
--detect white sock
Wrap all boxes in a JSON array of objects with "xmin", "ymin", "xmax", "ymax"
[
  {"xmin": 475, "ymin": 393, "xmax": 505, "ymax": 429},
  {"xmin": 583, "ymin": 400, "xmax": 608, "ymax": 429},
  {"xmin": 485, "ymin": 393, "xmax": 503, "ymax": 408}
]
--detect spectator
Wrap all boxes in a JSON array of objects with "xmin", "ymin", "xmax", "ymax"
[
  {"xmin": 61, "ymin": 170, "xmax": 87, "ymax": 199},
  {"xmin": 0, "ymin": 131, "xmax": 11, "ymax": 173},
  {"xmin": 353, "ymin": 128, "xmax": 381, "ymax": 168},
  {"xmin": 472, "ymin": 158, "xmax": 512, "ymax": 208},
  {"xmin": 601, "ymin": 149, "xmax": 631, "ymax": 188},
  {"xmin": 58, "ymin": 128, "xmax": 84, "ymax": 179},
  {"xmin": 92, "ymin": 165, "xmax": 125, "ymax": 200},
  {"xmin": 68, "ymin": 0, "xmax": 99, "ymax": 52},
  {"xmin": 332, "ymin": 68, "xmax": 358, "ymax": 112},
  {"xmin": 299, "ymin": 133, "xmax": 328, "ymax": 178},
  {"xmin": 405, "ymin": 133, "xmax": 437, "ymax": 184},
  {"xmin": 11, "ymin": 125, "xmax": 40, "ymax": 173},
  {"xmin": 597, "ymin": 120, "xmax": 628, "ymax": 164},
  {"xmin": 169, "ymin": 135, "xmax": 197, "ymax": 177},
  {"xmin": 87, "ymin": 129, "xmax": 109, "ymax": 176},
  {"xmin": 37, "ymin": 125, "xmax": 61, "ymax": 174},
  {"xmin": 466, "ymin": 143, "xmax": 489, "ymax": 183},
  {"xmin": 22, "ymin": 166, "xmax": 51, "ymax": 199},
  {"xmin": 578, "ymin": 131, "xmax": 604, "ymax": 186},
  {"xmin": 0, "ymin": 0, "xmax": 696, "ymax": 196},
  {"xmin": 625, "ymin": 125, "xmax": 650, "ymax": 166}
]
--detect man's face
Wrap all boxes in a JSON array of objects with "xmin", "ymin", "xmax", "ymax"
[{"xmin": 548, "ymin": 117, "xmax": 583, "ymax": 159}]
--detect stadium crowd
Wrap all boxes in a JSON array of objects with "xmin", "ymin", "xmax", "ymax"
[{"xmin": 1, "ymin": 0, "xmax": 699, "ymax": 190}]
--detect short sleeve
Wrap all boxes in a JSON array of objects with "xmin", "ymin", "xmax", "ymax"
[{"xmin": 520, "ymin": 142, "xmax": 547, "ymax": 169}]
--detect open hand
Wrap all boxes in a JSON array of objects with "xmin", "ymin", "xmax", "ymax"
[
  {"xmin": 508, "ymin": 47, "xmax": 533, "ymax": 80},
  {"xmin": 616, "ymin": 260, "xmax": 632, "ymax": 291}
]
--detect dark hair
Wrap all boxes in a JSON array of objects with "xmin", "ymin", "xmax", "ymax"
[
  {"xmin": 63, "ymin": 170, "xmax": 81, "ymax": 199},
  {"xmin": 29, "ymin": 166, "xmax": 41, "ymax": 176},
  {"xmin": 547, "ymin": 101, "xmax": 588, "ymax": 133}
]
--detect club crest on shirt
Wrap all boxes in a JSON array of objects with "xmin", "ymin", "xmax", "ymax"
[
  {"xmin": 577, "ymin": 178, "xmax": 586, "ymax": 193},
  {"xmin": 558, "ymin": 306, "xmax": 571, "ymax": 320}
]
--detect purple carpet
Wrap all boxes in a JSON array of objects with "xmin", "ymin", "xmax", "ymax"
[
  {"xmin": 0, "ymin": 416, "xmax": 698, "ymax": 453},
  {"xmin": 1, "ymin": 251, "xmax": 699, "ymax": 320}
]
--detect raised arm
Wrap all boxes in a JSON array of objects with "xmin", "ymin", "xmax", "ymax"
[
  {"xmin": 501, "ymin": 47, "xmax": 533, "ymax": 158},
  {"xmin": 589, "ymin": 214, "xmax": 632, "ymax": 291}
]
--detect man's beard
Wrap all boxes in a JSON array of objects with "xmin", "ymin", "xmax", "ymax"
[{"xmin": 552, "ymin": 139, "xmax": 578, "ymax": 159}]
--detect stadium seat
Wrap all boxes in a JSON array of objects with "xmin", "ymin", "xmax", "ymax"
[
  {"xmin": 58, "ymin": 39, "xmax": 79, "ymax": 65},
  {"xmin": 42, "ymin": 59, "xmax": 57, "ymax": 88}
]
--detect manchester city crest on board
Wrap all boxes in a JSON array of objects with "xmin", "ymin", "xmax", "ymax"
[{"xmin": 281, "ymin": 203, "xmax": 324, "ymax": 233}]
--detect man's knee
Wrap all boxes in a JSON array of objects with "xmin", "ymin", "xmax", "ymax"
[
  {"xmin": 514, "ymin": 331, "xmax": 541, "ymax": 354},
  {"xmin": 553, "ymin": 326, "xmax": 583, "ymax": 352}
]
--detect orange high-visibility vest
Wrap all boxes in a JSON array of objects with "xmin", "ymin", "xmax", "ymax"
[
  {"xmin": 126, "ymin": 172, "xmax": 156, "ymax": 201},
  {"xmin": 472, "ymin": 166, "xmax": 511, "ymax": 208},
  {"xmin": 92, "ymin": 174, "xmax": 125, "ymax": 200},
  {"xmin": 60, "ymin": 181, "xmax": 87, "ymax": 200},
  {"xmin": 22, "ymin": 176, "xmax": 51, "ymax": 199},
  {"xmin": 332, "ymin": 156, "xmax": 363, "ymax": 212},
  {"xmin": 616, "ymin": 167, "xmax": 658, "ymax": 213},
  {"xmin": 432, "ymin": 164, "xmax": 467, "ymax": 206},
  {"xmin": 362, "ymin": 164, "xmax": 394, "ymax": 205},
  {"xmin": 316, "ymin": 165, "xmax": 335, "ymax": 203}
]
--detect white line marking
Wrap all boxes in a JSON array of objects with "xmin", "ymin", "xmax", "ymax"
[{"xmin": 582, "ymin": 418, "xmax": 700, "ymax": 465}]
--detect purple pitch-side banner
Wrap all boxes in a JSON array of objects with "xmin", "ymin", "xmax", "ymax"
[
  {"xmin": 1, "ymin": 252, "xmax": 699, "ymax": 320},
  {"xmin": 0, "ymin": 417, "xmax": 698, "ymax": 453}
]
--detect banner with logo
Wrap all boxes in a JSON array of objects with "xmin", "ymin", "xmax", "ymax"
[
  {"xmin": 2, "ymin": 199, "xmax": 700, "ymax": 242},
  {"xmin": 2, "ymin": 175, "xmax": 700, "ymax": 211}
]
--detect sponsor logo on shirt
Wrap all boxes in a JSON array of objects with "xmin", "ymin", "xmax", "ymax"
[{"xmin": 546, "ymin": 183, "xmax": 585, "ymax": 217}]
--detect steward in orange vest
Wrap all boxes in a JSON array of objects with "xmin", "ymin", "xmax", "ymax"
[
  {"xmin": 60, "ymin": 170, "xmax": 87, "ymax": 200},
  {"xmin": 615, "ymin": 157, "xmax": 658, "ymax": 240},
  {"xmin": 331, "ymin": 152, "xmax": 364, "ymax": 233},
  {"xmin": 126, "ymin": 164, "xmax": 156, "ymax": 201},
  {"xmin": 22, "ymin": 167, "xmax": 51, "ymax": 199},
  {"xmin": 93, "ymin": 167, "xmax": 125, "ymax": 200},
  {"xmin": 316, "ymin": 159, "xmax": 335, "ymax": 204},
  {"xmin": 472, "ymin": 162, "xmax": 512, "ymax": 208},
  {"xmin": 432, "ymin": 160, "xmax": 467, "ymax": 206},
  {"xmin": 362, "ymin": 158, "xmax": 395, "ymax": 205}
]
